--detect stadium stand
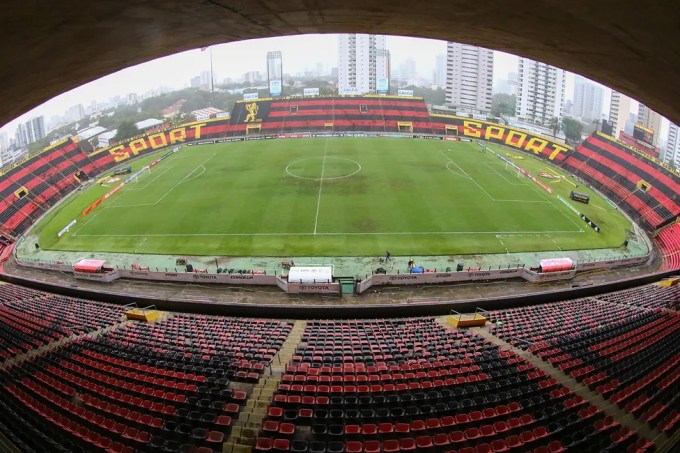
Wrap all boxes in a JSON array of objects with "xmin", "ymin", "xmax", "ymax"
[
  {"xmin": 0, "ymin": 281, "xmax": 674, "ymax": 450},
  {"xmin": 564, "ymin": 133, "xmax": 680, "ymax": 231},
  {"xmin": 0, "ymin": 138, "xmax": 102, "ymax": 237},
  {"xmin": 256, "ymin": 318, "xmax": 651, "ymax": 453},
  {"xmin": 487, "ymin": 287, "xmax": 680, "ymax": 438},
  {"xmin": 96, "ymin": 314, "xmax": 293, "ymax": 383},
  {"xmin": 229, "ymin": 96, "xmax": 433, "ymax": 136},
  {"xmin": 0, "ymin": 291, "xmax": 293, "ymax": 452},
  {"xmin": 1, "ymin": 98, "xmax": 680, "ymax": 451},
  {"xmin": 0, "ymin": 286, "xmax": 127, "ymax": 359},
  {"xmin": 656, "ymin": 223, "xmax": 680, "ymax": 271},
  {"xmin": 596, "ymin": 283, "xmax": 680, "ymax": 311}
]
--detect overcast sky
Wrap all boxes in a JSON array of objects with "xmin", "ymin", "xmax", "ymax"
[{"xmin": 1, "ymin": 34, "xmax": 627, "ymax": 139}]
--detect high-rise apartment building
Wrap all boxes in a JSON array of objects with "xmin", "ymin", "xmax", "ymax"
[
  {"xmin": 433, "ymin": 53, "xmax": 446, "ymax": 88},
  {"xmin": 637, "ymin": 104, "xmax": 662, "ymax": 146},
  {"xmin": 493, "ymin": 72, "xmax": 517, "ymax": 95},
  {"xmin": 572, "ymin": 76, "xmax": 603, "ymax": 122},
  {"xmin": 15, "ymin": 116, "xmax": 45, "ymax": 148},
  {"xmin": 445, "ymin": 43, "xmax": 494, "ymax": 112},
  {"xmin": 337, "ymin": 34, "xmax": 387, "ymax": 95},
  {"xmin": 515, "ymin": 58, "xmax": 566, "ymax": 125},
  {"xmin": 608, "ymin": 90, "xmax": 632, "ymax": 138},
  {"xmin": 267, "ymin": 51, "xmax": 283, "ymax": 97},
  {"xmin": 243, "ymin": 71, "xmax": 263, "ymax": 84},
  {"xmin": 664, "ymin": 122, "xmax": 680, "ymax": 169},
  {"xmin": 67, "ymin": 104, "xmax": 85, "ymax": 124}
]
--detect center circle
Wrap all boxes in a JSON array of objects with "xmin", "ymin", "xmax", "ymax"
[{"xmin": 285, "ymin": 157, "xmax": 362, "ymax": 181}]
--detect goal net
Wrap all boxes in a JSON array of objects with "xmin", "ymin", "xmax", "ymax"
[{"xmin": 129, "ymin": 167, "xmax": 151, "ymax": 184}]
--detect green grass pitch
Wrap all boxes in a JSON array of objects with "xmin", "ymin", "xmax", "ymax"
[{"xmin": 34, "ymin": 137, "xmax": 632, "ymax": 256}]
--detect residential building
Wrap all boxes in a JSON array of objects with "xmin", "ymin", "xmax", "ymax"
[
  {"xmin": 572, "ymin": 76, "xmax": 603, "ymax": 122},
  {"xmin": 493, "ymin": 72, "xmax": 517, "ymax": 95},
  {"xmin": 637, "ymin": 103, "xmax": 662, "ymax": 146},
  {"xmin": 399, "ymin": 58, "xmax": 417, "ymax": 83},
  {"xmin": 433, "ymin": 53, "xmax": 446, "ymax": 87},
  {"xmin": 515, "ymin": 58, "xmax": 566, "ymax": 125},
  {"xmin": 15, "ymin": 116, "xmax": 45, "ymax": 147},
  {"xmin": 608, "ymin": 90, "xmax": 632, "ymax": 138},
  {"xmin": 244, "ymin": 71, "xmax": 263, "ymax": 84},
  {"xmin": 190, "ymin": 71, "xmax": 211, "ymax": 90},
  {"xmin": 67, "ymin": 104, "xmax": 85, "ymax": 123},
  {"xmin": 337, "ymin": 34, "xmax": 387, "ymax": 95},
  {"xmin": 162, "ymin": 99, "xmax": 187, "ymax": 119},
  {"xmin": 664, "ymin": 123, "xmax": 680, "ymax": 169},
  {"xmin": 445, "ymin": 42, "xmax": 494, "ymax": 112}
]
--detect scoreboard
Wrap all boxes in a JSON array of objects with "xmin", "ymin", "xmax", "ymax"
[{"xmin": 633, "ymin": 123, "xmax": 654, "ymax": 146}]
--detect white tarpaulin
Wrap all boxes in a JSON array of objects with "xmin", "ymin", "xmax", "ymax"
[{"xmin": 288, "ymin": 266, "xmax": 333, "ymax": 283}]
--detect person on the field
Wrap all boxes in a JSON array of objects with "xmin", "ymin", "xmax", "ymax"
[{"xmin": 385, "ymin": 250, "xmax": 391, "ymax": 261}]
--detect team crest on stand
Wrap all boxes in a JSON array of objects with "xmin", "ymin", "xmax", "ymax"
[{"xmin": 244, "ymin": 102, "xmax": 259, "ymax": 123}]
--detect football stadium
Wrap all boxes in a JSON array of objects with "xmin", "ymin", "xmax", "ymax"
[{"xmin": 0, "ymin": 3, "xmax": 679, "ymax": 453}]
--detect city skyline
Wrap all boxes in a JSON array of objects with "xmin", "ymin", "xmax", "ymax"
[{"xmin": 0, "ymin": 33, "xmax": 653, "ymax": 141}]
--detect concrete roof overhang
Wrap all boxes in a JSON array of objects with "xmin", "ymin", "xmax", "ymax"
[{"xmin": 1, "ymin": 1, "xmax": 677, "ymax": 127}]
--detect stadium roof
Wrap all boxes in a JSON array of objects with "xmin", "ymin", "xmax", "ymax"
[
  {"xmin": 76, "ymin": 126, "xmax": 106, "ymax": 141},
  {"xmin": 135, "ymin": 118, "xmax": 163, "ymax": 130},
  {"xmin": 191, "ymin": 107, "xmax": 228, "ymax": 119},
  {"xmin": 1, "ymin": 2, "xmax": 680, "ymax": 132},
  {"xmin": 98, "ymin": 130, "xmax": 117, "ymax": 140}
]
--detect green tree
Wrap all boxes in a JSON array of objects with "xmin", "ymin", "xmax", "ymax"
[
  {"xmin": 561, "ymin": 117, "xmax": 584, "ymax": 143},
  {"xmin": 491, "ymin": 93, "xmax": 516, "ymax": 117},
  {"xmin": 548, "ymin": 117, "xmax": 561, "ymax": 138},
  {"xmin": 113, "ymin": 119, "xmax": 139, "ymax": 142}
]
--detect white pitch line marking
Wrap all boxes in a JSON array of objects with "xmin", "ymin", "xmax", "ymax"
[
  {"xmin": 551, "ymin": 238, "xmax": 563, "ymax": 251},
  {"xmin": 484, "ymin": 162, "xmax": 525, "ymax": 186},
  {"xmin": 495, "ymin": 235, "xmax": 510, "ymax": 254},
  {"xmin": 107, "ymin": 154, "xmax": 216, "ymax": 208},
  {"xmin": 438, "ymin": 148, "xmax": 549, "ymax": 203},
  {"xmin": 74, "ymin": 229, "xmax": 584, "ymax": 238},
  {"xmin": 133, "ymin": 237, "xmax": 147, "ymax": 253},
  {"xmin": 313, "ymin": 138, "xmax": 329, "ymax": 235},
  {"xmin": 126, "ymin": 167, "xmax": 172, "ymax": 191}
]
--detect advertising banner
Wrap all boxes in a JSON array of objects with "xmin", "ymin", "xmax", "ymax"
[
  {"xmin": 287, "ymin": 282, "xmax": 341, "ymax": 294},
  {"xmin": 303, "ymin": 88, "xmax": 320, "ymax": 96},
  {"xmin": 397, "ymin": 89, "xmax": 414, "ymax": 97},
  {"xmin": 243, "ymin": 92, "xmax": 259, "ymax": 100},
  {"xmin": 269, "ymin": 80, "xmax": 282, "ymax": 97},
  {"xmin": 57, "ymin": 219, "xmax": 77, "ymax": 237},
  {"xmin": 339, "ymin": 87, "xmax": 359, "ymax": 96},
  {"xmin": 376, "ymin": 77, "xmax": 389, "ymax": 94}
]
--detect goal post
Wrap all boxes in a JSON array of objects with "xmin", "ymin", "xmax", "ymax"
[{"xmin": 130, "ymin": 167, "xmax": 151, "ymax": 184}]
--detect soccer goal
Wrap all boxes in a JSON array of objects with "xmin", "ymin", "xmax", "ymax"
[{"xmin": 129, "ymin": 167, "xmax": 151, "ymax": 184}]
